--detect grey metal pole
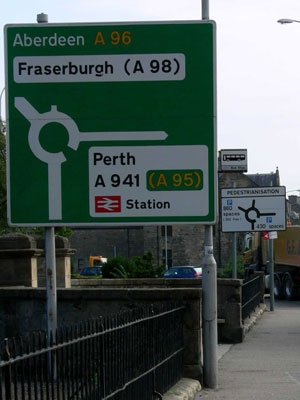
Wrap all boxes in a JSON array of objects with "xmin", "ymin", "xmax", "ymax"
[
  {"xmin": 36, "ymin": 12, "xmax": 57, "ymax": 340},
  {"xmin": 269, "ymin": 239, "xmax": 275, "ymax": 311},
  {"xmin": 202, "ymin": 226, "xmax": 218, "ymax": 388},
  {"xmin": 232, "ymin": 232, "xmax": 237, "ymax": 278},
  {"xmin": 202, "ymin": 0, "xmax": 209, "ymax": 19},
  {"xmin": 165, "ymin": 226, "xmax": 168, "ymax": 269},
  {"xmin": 45, "ymin": 227, "xmax": 57, "ymax": 339},
  {"xmin": 232, "ymin": 182, "xmax": 237, "ymax": 279},
  {"xmin": 201, "ymin": 0, "xmax": 218, "ymax": 389}
]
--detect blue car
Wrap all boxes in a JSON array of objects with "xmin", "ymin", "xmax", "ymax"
[
  {"xmin": 163, "ymin": 266, "xmax": 202, "ymax": 278},
  {"xmin": 80, "ymin": 266, "xmax": 102, "ymax": 276}
]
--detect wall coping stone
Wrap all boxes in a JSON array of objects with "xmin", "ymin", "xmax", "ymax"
[
  {"xmin": 71, "ymin": 278, "xmax": 243, "ymax": 288},
  {"xmin": 0, "ymin": 287, "xmax": 202, "ymax": 301},
  {"xmin": 0, "ymin": 233, "xmax": 37, "ymax": 250},
  {"xmin": 0, "ymin": 234, "xmax": 75, "ymax": 257},
  {"xmin": 0, "ymin": 248, "xmax": 43, "ymax": 259}
]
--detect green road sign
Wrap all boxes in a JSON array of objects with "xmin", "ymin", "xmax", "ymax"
[{"xmin": 5, "ymin": 21, "xmax": 216, "ymax": 226}]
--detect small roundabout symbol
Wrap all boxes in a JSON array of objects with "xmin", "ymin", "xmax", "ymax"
[{"xmin": 238, "ymin": 200, "xmax": 276, "ymax": 230}]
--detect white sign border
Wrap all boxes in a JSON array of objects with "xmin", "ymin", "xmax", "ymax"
[
  {"xmin": 221, "ymin": 186, "xmax": 286, "ymax": 233},
  {"xmin": 5, "ymin": 20, "xmax": 217, "ymax": 227}
]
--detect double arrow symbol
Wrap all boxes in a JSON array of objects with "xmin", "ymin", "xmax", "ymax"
[{"xmin": 95, "ymin": 196, "xmax": 121, "ymax": 212}]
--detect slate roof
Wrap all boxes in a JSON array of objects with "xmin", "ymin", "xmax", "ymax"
[{"xmin": 247, "ymin": 172, "xmax": 278, "ymax": 187}]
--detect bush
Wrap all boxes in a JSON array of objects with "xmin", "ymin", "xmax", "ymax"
[
  {"xmin": 102, "ymin": 251, "xmax": 165, "ymax": 279},
  {"xmin": 217, "ymin": 255, "xmax": 244, "ymax": 279},
  {"xmin": 102, "ymin": 257, "xmax": 135, "ymax": 278},
  {"xmin": 132, "ymin": 251, "xmax": 165, "ymax": 278}
]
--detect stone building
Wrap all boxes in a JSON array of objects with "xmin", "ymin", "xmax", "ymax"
[{"xmin": 69, "ymin": 168, "xmax": 281, "ymax": 272}]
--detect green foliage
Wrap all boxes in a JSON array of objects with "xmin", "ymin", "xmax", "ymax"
[
  {"xmin": 102, "ymin": 251, "xmax": 165, "ymax": 279},
  {"xmin": 71, "ymin": 274, "xmax": 81, "ymax": 278},
  {"xmin": 102, "ymin": 257, "xmax": 135, "ymax": 278},
  {"xmin": 71, "ymin": 273, "xmax": 102, "ymax": 279},
  {"xmin": 0, "ymin": 224, "xmax": 73, "ymax": 237},
  {"xmin": 217, "ymin": 255, "xmax": 245, "ymax": 279},
  {"xmin": 111, "ymin": 265, "xmax": 129, "ymax": 279},
  {"xmin": 132, "ymin": 251, "xmax": 165, "ymax": 278},
  {"xmin": 54, "ymin": 226, "xmax": 73, "ymax": 237}
]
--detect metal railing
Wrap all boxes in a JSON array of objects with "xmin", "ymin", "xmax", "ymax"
[
  {"xmin": 0, "ymin": 302, "xmax": 185, "ymax": 400},
  {"xmin": 242, "ymin": 275, "xmax": 261, "ymax": 321}
]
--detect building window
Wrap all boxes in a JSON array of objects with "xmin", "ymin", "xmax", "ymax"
[
  {"xmin": 161, "ymin": 226, "xmax": 173, "ymax": 237},
  {"xmin": 162, "ymin": 249, "xmax": 172, "ymax": 267}
]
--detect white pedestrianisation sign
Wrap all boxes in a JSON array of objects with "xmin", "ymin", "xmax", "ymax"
[{"xmin": 221, "ymin": 186, "xmax": 286, "ymax": 232}]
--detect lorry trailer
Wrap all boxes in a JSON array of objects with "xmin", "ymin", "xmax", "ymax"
[{"xmin": 243, "ymin": 226, "xmax": 300, "ymax": 300}]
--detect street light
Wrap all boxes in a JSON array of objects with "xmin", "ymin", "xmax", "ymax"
[{"xmin": 277, "ymin": 18, "xmax": 300, "ymax": 24}]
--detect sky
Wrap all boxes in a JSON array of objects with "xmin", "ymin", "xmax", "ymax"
[{"xmin": 1, "ymin": 0, "xmax": 300, "ymax": 193}]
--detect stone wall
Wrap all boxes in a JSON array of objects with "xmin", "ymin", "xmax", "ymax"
[
  {"xmin": 0, "ymin": 233, "xmax": 42, "ymax": 287},
  {"xmin": 72, "ymin": 277, "xmax": 246, "ymax": 343},
  {"xmin": 0, "ymin": 233, "xmax": 75, "ymax": 288},
  {"xmin": 0, "ymin": 286, "xmax": 203, "ymax": 382}
]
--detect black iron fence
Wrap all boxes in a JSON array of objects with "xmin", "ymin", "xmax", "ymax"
[
  {"xmin": 242, "ymin": 275, "xmax": 261, "ymax": 321},
  {"xmin": 0, "ymin": 302, "xmax": 185, "ymax": 400}
]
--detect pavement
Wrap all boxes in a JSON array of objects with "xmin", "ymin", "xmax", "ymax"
[
  {"xmin": 199, "ymin": 299, "xmax": 300, "ymax": 400},
  {"xmin": 165, "ymin": 299, "xmax": 300, "ymax": 399}
]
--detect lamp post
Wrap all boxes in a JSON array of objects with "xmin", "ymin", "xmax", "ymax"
[
  {"xmin": 277, "ymin": 18, "xmax": 300, "ymax": 24},
  {"xmin": 201, "ymin": 0, "xmax": 218, "ymax": 390}
]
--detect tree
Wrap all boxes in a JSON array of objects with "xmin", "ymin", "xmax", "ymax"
[{"xmin": 102, "ymin": 251, "xmax": 165, "ymax": 279}]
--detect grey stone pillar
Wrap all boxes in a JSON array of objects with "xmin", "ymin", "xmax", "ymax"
[
  {"xmin": 183, "ymin": 298, "xmax": 203, "ymax": 381},
  {"xmin": 0, "ymin": 233, "xmax": 42, "ymax": 287},
  {"xmin": 37, "ymin": 236, "xmax": 76, "ymax": 288}
]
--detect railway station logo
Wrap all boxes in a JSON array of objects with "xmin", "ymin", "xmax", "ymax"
[{"xmin": 95, "ymin": 196, "xmax": 121, "ymax": 213}]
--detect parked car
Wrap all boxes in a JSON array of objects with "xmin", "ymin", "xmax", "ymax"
[
  {"xmin": 80, "ymin": 266, "xmax": 102, "ymax": 276},
  {"xmin": 163, "ymin": 266, "xmax": 202, "ymax": 278}
]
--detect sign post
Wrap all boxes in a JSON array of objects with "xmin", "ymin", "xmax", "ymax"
[
  {"xmin": 218, "ymin": 150, "xmax": 248, "ymax": 279},
  {"xmin": 222, "ymin": 187, "xmax": 286, "ymax": 314},
  {"xmin": 232, "ymin": 182, "xmax": 237, "ymax": 279},
  {"xmin": 264, "ymin": 232, "xmax": 276, "ymax": 311},
  {"xmin": 34, "ymin": 13, "xmax": 58, "ymax": 356},
  {"xmin": 269, "ymin": 238, "xmax": 275, "ymax": 311},
  {"xmin": 5, "ymin": 16, "xmax": 217, "ymax": 387},
  {"xmin": 201, "ymin": 0, "xmax": 218, "ymax": 390}
]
